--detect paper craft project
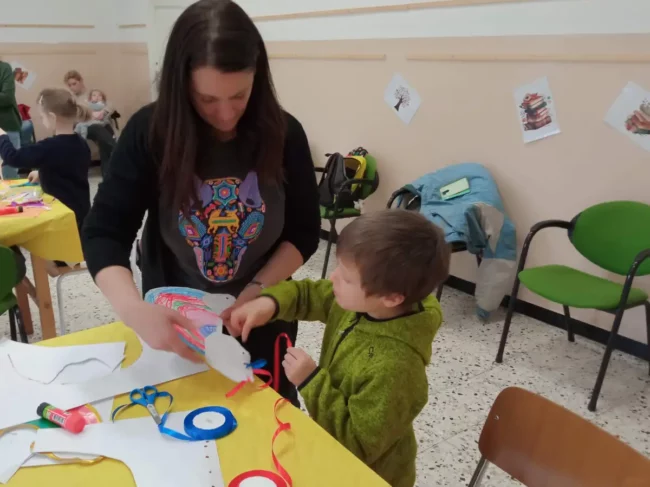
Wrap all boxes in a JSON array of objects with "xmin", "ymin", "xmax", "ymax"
[
  {"xmin": 605, "ymin": 82, "xmax": 650, "ymax": 153},
  {"xmin": 384, "ymin": 73, "xmax": 422, "ymax": 125},
  {"xmin": 0, "ymin": 336, "xmax": 207, "ymax": 431},
  {"xmin": 145, "ymin": 287, "xmax": 254, "ymax": 384},
  {"xmin": 32, "ymin": 412, "xmax": 223, "ymax": 487},
  {"xmin": 514, "ymin": 77, "xmax": 561, "ymax": 144},
  {"xmin": 145, "ymin": 287, "xmax": 234, "ymax": 353},
  {"xmin": 9, "ymin": 62, "xmax": 37, "ymax": 91}
]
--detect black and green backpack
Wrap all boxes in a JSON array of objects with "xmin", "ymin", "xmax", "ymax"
[{"xmin": 318, "ymin": 147, "xmax": 379, "ymax": 210}]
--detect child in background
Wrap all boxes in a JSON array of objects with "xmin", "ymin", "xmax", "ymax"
[
  {"xmin": 229, "ymin": 210, "xmax": 451, "ymax": 487},
  {"xmin": 74, "ymin": 89, "xmax": 109, "ymax": 139},
  {"xmin": 0, "ymin": 88, "xmax": 91, "ymax": 237}
]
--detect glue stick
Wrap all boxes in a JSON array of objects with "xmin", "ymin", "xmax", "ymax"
[{"xmin": 36, "ymin": 402, "xmax": 86, "ymax": 434}]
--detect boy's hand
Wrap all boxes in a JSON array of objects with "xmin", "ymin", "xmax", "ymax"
[
  {"xmin": 283, "ymin": 347, "xmax": 317, "ymax": 387},
  {"xmin": 28, "ymin": 171, "xmax": 39, "ymax": 183},
  {"xmin": 228, "ymin": 296, "xmax": 276, "ymax": 342}
]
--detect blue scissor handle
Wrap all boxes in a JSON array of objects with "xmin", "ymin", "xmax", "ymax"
[{"xmin": 130, "ymin": 385, "xmax": 159, "ymax": 405}]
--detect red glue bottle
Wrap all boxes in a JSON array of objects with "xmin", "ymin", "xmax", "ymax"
[{"xmin": 37, "ymin": 402, "xmax": 86, "ymax": 434}]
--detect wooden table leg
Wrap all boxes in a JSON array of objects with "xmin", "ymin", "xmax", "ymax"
[
  {"xmin": 14, "ymin": 280, "xmax": 34, "ymax": 335},
  {"xmin": 31, "ymin": 255, "xmax": 57, "ymax": 339}
]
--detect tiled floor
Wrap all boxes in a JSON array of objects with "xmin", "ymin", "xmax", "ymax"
[{"xmin": 2, "ymin": 170, "xmax": 649, "ymax": 486}]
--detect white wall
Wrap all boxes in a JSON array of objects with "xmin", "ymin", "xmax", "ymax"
[
  {"xmin": 0, "ymin": 0, "xmax": 148, "ymax": 43},
  {"xmin": 237, "ymin": 0, "xmax": 650, "ymax": 41}
]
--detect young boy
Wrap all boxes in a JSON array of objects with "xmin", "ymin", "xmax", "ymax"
[{"xmin": 229, "ymin": 209, "xmax": 451, "ymax": 487}]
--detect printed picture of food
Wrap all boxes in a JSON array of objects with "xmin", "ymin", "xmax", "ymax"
[
  {"xmin": 520, "ymin": 93, "xmax": 552, "ymax": 131},
  {"xmin": 625, "ymin": 101, "xmax": 650, "ymax": 135}
]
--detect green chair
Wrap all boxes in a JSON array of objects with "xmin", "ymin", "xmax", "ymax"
[
  {"xmin": 316, "ymin": 153, "xmax": 379, "ymax": 279},
  {"xmin": 0, "ymin": 245, "xmax": 28, "ymax": 343},
  {"xmin": 496, "ymin": 201, "xmax": 650, "ymax": 412}
]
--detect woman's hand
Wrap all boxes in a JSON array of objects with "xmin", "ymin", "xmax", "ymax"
[
  {"xmin": 0, "ymin": 128, "xmax": 6, "ymax": 136},
  {"xmin": 228, "ymin": 296, "xmax": 277, "ymax": 342},
  {"xmin": 28, "ymin": 171, "xmax": 39, "ymax": 183},
  {"xmin": 119, "ymin": 300, "xmax": 202, "ymax": 363},
  {"xmin": 220, "ymin": 283, "xmax": 262, "ymax": 328}
]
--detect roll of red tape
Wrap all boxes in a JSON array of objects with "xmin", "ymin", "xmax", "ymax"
[{"xmin": 228, "ymin": 470, "xmax": 287, "ymax": 487}]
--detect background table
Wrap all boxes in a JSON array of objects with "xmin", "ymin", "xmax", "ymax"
[
  {"xmin": 6, "ymin": 323, "xmax": 389, "ymax": 487},
  {"xmin": 0, "ymin": 192, "xmax": 83, "ymax": 339}
]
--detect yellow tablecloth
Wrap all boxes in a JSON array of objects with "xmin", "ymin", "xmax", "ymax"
[
  {"xmin": 0, "ymin": 189, "xmax": 83, "ymax": 263},
  {"xmin": 7, "ymin": 323, "xmax": 388, "ymax": 487}
]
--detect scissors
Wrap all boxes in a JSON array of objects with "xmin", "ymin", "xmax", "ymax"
[{"xmin": 129, "ymin": 386, "xmax": 166, "ymax": 425}]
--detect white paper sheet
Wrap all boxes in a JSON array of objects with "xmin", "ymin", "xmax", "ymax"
[
  {"xmin": 384, "ymin": 73, "xmax": 422, "ymax": 125},
  {"xmin": 605, "ymin": 82, "xmax": 650, "ymax": 153},
  {"xmin": 513, "ymin": 77, "xmax": 561, "ymax": 144},
  {"xmin": 205, "ymin": 333, "xmax": 252, "ymax": 384},
  {"xmin": 32, "ymin": 413, "xmax": 223, "ymax": 487},
  {"xmin": 0, "ymin": 338, "xmax": 207, "ymax": 431},
  {"xmin": 0, "ymin": 428, "xmax": 36, "ymax": 484},
  {"xmin": 7, "ymin": 340, "xmax": 125, "ymax": 384}
]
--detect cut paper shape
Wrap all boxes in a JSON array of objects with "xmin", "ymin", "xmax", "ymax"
[
  {"xmin": 7, "ymin": 340, "xmax": 125, "ymax": 384},
  {"xmin": 22, "ymin": 399, "xmax": 113, "ymax": 469},
  {"xmin": 205, "ymin": 333, "xmax": 252, "ymax": 384},
  {"xmin": 384, "ymin": 73, "xmax": 422, "ymax": 125},
  {"xmin": 605, "ymin": 81, "xmax": 650, "ymax": 153},
  {"xmin": 33, "ymin": 412, "xmax": 223, "ymax": 487},
  {"xmin": 9, "ymin": 62, "xmax": 36, "ymax": 91},
  {"xmin": 0, "ymin": 427, "xmax": 37, "ymax": 484},
  {"xmin": 0, "ymin": 337, "xmax": 208, "ymax": 431},
  {"xmin": 514, "ymin": 77, "xmax": 561, "ymax": 144}
]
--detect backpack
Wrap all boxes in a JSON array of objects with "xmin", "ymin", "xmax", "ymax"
[
  {"xmin": 318, "ymin": 147, "xmax": 375, "ymax": 210},
  {"xmin": 387, "ymin": 184, "xmax": 421, "ymax": 211}
]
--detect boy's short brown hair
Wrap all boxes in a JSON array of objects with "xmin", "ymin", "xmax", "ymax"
[
  {"xmin": 336, "ymin": 209, "xmax": 451, "ymax": 305},
  {"xmin": 63, "ymin": 70, "xmax": 83, "ymax": 84}
]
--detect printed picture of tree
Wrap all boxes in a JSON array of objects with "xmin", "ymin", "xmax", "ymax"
[
  {"xmin": 384, "ymin": 73, "xmax": 421, "ymax": 125},
  {"xmin": 394, "ymin": 86, "xmax": 411, "ymax": 111}
]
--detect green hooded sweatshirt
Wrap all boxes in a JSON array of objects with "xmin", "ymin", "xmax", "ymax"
[
  {"xmin": 263, "ymin": 279, "xmax": 442, "ymax": 487},
  {"xmin": 0, "ymin": 61, "xmax": 22, "ymax": 133}
]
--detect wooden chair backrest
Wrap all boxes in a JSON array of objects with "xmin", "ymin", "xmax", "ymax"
[{"xmin": 479, "ymin": 387, "xmax": 650, "ymax": 487}]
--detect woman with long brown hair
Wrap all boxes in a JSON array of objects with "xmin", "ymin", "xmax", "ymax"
[{"xmin": 82, "ymin": 0, "xmax": 320, "ymax": 404}]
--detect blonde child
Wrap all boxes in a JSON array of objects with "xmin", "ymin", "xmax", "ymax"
[
  {"xmin": 229, "ymin": 210, "xmax": 451, "ymax": 487},
  {"xmin": 74, "ymin": 89, "xmax": 110, "ymax": 139},
  {"xmin": 0, "ymin": 88, "xmax": 91, "ymax": 236}
]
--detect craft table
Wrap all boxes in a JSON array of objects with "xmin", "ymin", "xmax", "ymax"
[
  {"xmin": 0, "ymin": 190, "xmax": 83, "ymax": 339},
  {"xmin": 6, "ymin": 323, "xmax": 389, "ymax": 487}
]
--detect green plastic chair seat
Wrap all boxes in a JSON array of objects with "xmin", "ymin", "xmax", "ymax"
[
  {"xmin": 0, "ymin": 293, "xmax": 17, "ymax": 315},
  {"xmin": 519, "ymin": 265, "xmax": 648, "ymax": 310},
  {"xmin": 320, "ymin": 206, "xmax": 361, "ymax": 219}
]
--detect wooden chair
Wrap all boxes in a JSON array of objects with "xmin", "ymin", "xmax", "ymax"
[{"xmin": 469, "ymin": 387, "xmax": 650, "ymax": 487}]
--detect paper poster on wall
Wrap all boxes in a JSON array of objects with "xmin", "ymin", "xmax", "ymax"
[
  {"xmin": 514, "ymin": 77, "xmax": 560, "ymax": 144},
  {"xmin": 605, "ymin": 82, "xmax": 650, "ymax": 153},
  {"xmin": 9, "ymin": 62, "xmax": 37, "ymax": 91},
  {"xmin": 384, "ymin": 73, "xmax": 421, "ymax": 125}
]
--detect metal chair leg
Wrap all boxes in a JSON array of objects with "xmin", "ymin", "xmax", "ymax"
[
  {"xmin": 589, "ymin": 307, "xmax": 625, "ymax": 412},
  {"xmin": 645, "ymin": 302, "xmax": 650, "ymax": 376},
  {"xmin": 14, "ymin": 306, "xmax": 27, "ymax": 343},
  {"xmin": 563, "ymin": 305, "xmax": 575, "ymax": 342},
  {"xmin": 436, "ymin": 285, "xmax": 443, "ymax": 302},
  {"xmin": 468, "ymin": 456, "xmax": 488, "ymax": 487},
  {"xmin": 496, "ymin": 276, "xmax": 522, "ymax": 363},
  {"xmin": 9, "ymin": 307, "xmax": 17, "ymax": 341},
  {"xmin": 322, "ymin": 220, "xmax": 336, "ymax": 279}
]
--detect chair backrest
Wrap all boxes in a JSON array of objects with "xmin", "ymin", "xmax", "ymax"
[
  {"xmin": 0, "ymin": 245, "xmax": 18, "ymax": 299},
  {"xmin": 478, "ymin": 387, "xmax": 650, "ymax": 487},
  {"xmin": 570, "ymin": 201, "xmax": 650, "ymax": 276},
  {"xmin": 359, "ymin": 153, "xmax": 379, "ymax": 200}
]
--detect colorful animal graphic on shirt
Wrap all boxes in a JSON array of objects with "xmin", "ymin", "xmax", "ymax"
[{"xmin": 178, "ymin": 171, "xmax": 265, "ymax": 282}]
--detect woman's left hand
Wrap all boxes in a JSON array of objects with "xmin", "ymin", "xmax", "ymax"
[{"xmin": 221, "ymin": 283, "xmax": 263, "ymax": 330}]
